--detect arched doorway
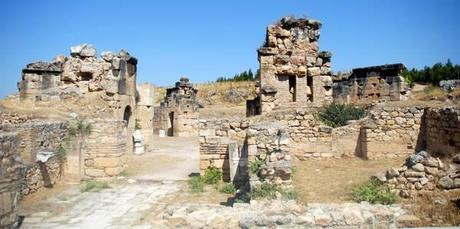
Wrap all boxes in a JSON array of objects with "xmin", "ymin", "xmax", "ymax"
[{"xmin": 123, "ymin": 106, "xmax": 132, "ymax": 126}]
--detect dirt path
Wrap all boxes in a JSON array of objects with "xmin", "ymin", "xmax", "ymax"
[{"xmin": 125, "ymin": 136, "xmax": 199, "ymax": 181}]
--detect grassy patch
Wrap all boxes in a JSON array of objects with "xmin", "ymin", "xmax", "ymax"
[
  {"xmin": 251, "ymin": 183, "xmax": 282, "ymax": 200},
  {"xmin": 219, "ymin": 183, "xmax": 236, "ymax": 194},
  {"xmin": 119, "ymin": 170, "xmax": 129, "ymax": 177},
  {"xmin": 352, "ymin": 178, "xmax": 397, "ymax": 205},
  {"xmin": 318, "ymin": 104, "xmax": 367, "ymax": 128},
  {"xmin": 281, "ymin": 189, "xmax": 298, "ymax": 200},
  {"xmin": 188, "ymin": 176, "xmax": 205, "ymax": 193},
  {"xmin": 80, "ymin": 181, "xmax": 110, "ymax": 192}
]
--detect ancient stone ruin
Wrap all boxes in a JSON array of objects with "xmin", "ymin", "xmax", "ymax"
[
  {"xmin": 333, "ymin": 63, "xmax": 410, "ymax": 104},
  {"xmin": 153, "ymin": 77, "xmax": 200, "ymax": 137},
  {"xmin": 247, "ymin": 16, "xmax": 333, "ymax": 116}
]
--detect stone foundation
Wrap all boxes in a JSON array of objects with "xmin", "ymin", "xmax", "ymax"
[{"xmin": 425, "ymin": 107, "xmax": 460, "ymax": 157}]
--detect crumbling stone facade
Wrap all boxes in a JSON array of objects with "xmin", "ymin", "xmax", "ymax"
[
  {"xmin": 154, "ymin": 77, "xmax": 200, "ymax": 137},
  {"xmin": 425, "ymin": 107, "xmax": 460, "ymax": 157},
  {"xmin": 247, "ymin": 16, "xmax": 333, "ymax": 116},
  {"xmin": 333, "ymin": 64, "xmax": 410, "ymax": 104}
]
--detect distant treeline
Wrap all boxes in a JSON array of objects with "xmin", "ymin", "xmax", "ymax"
[
  {"xmin": 402, "ymin": 59, "xmax": 460, "ymax": 87},
  {"xmin": 216, "ymin": 68, "xmax": 260, "ymax": 82}
]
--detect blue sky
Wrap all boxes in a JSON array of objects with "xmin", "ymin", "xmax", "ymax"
[{"xmin": 0, "ymin": 0, "xmax": 459, "ymax": 98}]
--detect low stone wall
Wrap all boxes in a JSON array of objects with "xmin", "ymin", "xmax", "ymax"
[
  {"xmin": 0, "ymin": 132, "xmax": 23, "ymax": 228},
  {"xmin": 83, "ymin": 120, "xmax": 127, "ymax": 178},
  {"xmin": 425, "ymin": 107, "xmax": 460, "ymax": 157},
  {"xmin": 22, "ymin": 157, "xmax": 61, "ymax": 195},
  {"xmin": 379, "ymin": 151, "xmax": 460, "ymax": 198},
  {"xmin": 362, "ymin": 106, "xmax": 424, "ymax": 159},
  {"xmin": 272, "ymin": 108, "xmax": 362, "ymax": 158}
]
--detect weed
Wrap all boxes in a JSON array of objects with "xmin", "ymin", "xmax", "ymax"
[
  {"xmin": 219, "ymin": 183, "xmax": 236, "ymax": 194},
  {"xmin": 251, "ymin": 183, "xmax": 282, "ymax": 200},
  {"xmin": 188, "ymin": 176, "xmax": 204, "ymax": 193},
  {"xmin": 352, "ymin": 177, "xmax": 398, "ymax": 204},
  {"xmin": 80, "ymin": 181, "xmax": 110, "ymax": 192},
  {"xmin": 135, "ymin": 119, "xmax": 141, "ymax": 130},
  {"xmin": 203, "ymin": 166, "xmax": 222, "ymax": 185},
  {"xmin": 318, "ymin": 103, "xmax": 367, "ymax": 128},
  {"xmin": 119, "ymin": 170, "xmax": 129, "ymax": 177},
  {"xmin": 281, "ymin": 189, "xmax": 298, "ymax": 200},
  {"xmin": 249, "ymin": 157, "xmax": 265, "ymax": 175},
  {"xmin": 235, "ymin": 193, "xmax": 251, "ymax": 203}
]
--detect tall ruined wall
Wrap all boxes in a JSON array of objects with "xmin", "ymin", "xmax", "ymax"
[
  {"xmin": 0, "ymin": 132, "xmax": 23, "ymax": 229},
  {"xmin": 425, "ymin": 107, "xmax": 460, "ymax": 157},
  {"xmin": 136, "ymin": 83, "xmax": 155, "ymax": 150},
  {"xmin": 83, "ymin": 120, "xmax": 127, "ymax": 178},
  {"xmin": 250, "ymin": 16, "xmax": 333, "ymax": 116}
]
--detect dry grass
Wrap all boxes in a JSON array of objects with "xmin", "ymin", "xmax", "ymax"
[
  {"xmin": 199, "ymin": 105, "xmax": 247, "ymax": 119},
  {"xmin": 412, "ymin": 86, "xmax": 448, "ymax": 101},
  {"xmin": 292, "ymin": 157, "xmax": 403, "ymax": 203}
]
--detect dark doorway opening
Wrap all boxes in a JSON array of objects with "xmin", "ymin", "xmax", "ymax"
[
  {"xmin": 289, "ymin": 76, "xmax": 296, "ymax": 102},
  {"xmin": 307, "ymin": 76, "xmax": 313, "ymax": 102},
  {"xmin": 168, "ymin": 112, "xmax": 174, "ymax": 136},
  {"xmin": 123, "ymin": 106, "xmax": 132, "ymax": 126}
]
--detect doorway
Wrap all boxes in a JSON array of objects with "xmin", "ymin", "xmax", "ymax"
[
  {"xmin": 289, "ymin": 76, "xmax": 296, "ymax": 102},
  {"xmin": 168, "ymin": 112, "xmax": 174, "ymax": 136}
]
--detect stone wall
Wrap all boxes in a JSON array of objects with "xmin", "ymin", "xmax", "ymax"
[
  {"xmin": 271, "ymin": 108, "xmax": 363, "ymax": 159},
  {"xmin": 362, "ymin": 106, "xmax": 424, "ymax": 159},
  {"xmin": 198, "ymin": 118, "xmax": 292, "ymax": 186},
  {"xmin": 425, "ymin": 107, "xmax": 460, "ymax": 157},
  {"xmin": 136, "ymin": 83, "xmax": 155, "ymax": 150},
  {"xmin": 83, "ymin": 120, "xmax": 127, "ymax": 178},
  {"xmin": 0, "ymin": 132, "xmax": 23, "ymax": 228},
  {"xmin": 0, "ymin": 113, "xmax": 67, "ymax": 195}
]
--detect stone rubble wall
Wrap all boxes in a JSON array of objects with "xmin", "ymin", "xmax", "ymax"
[
  {"xmin": 83, "ymin": 120, "xmax": 127, "ymax": 178},
  {"xmin": 362, "ymin": 106, "xmax": 424, "ymax": 159},
  {"xmin": 0, "ymin": 132, "xmax": 23, "ymax": 229},
  {"xmin": 135, "ymin": 83, "xmax": 155, "ymax": 151},
  {"xmin": 0, "ymin": 113, "xmax": 66, "ymax": 195},
  {"xmin": 379, "ymin": 151, "xmax": 460, "ymax": 198},
  {"xmin": 425, "ymin": 107, "xmax": 460, "ymax": 157}
]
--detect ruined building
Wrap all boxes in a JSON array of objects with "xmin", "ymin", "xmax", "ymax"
[
  {"xmin": 333, "ymin": 63, "xmax": 410, "ymax": 104},
  {"xmin": 247, "ymin": 16, "xmax": 334, "ymax": 116},
  {"xmin": 153, "ymin": 77, "xmax": 199, "ymax": 137}
]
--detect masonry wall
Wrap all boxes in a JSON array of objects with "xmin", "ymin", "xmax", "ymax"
[
  {"xmin": 0, "ymin": 132, "xmax": 23, "ymax": 228},
  {"xmin": 0, "ymin": 113, "xmax": 67, "ymax": 195},
  {"xmin": 362, "ymin": 106, "xmax": 424, "ymax": 159},
  {"xmin": 83, "ymin": 120, "xmax": 127, "ymax": 178},
  {"xmin": 425, "ymin": 107, "xmax": 460, "ymax": 157}
]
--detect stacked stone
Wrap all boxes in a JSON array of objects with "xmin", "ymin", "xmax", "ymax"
[
  {"xmin": 257, "ymin": 16, "xmax": 333, "ymax": 112},
  {"xmin": 378, "ymin": 151, "xmax": 460, "ymax": 198},
  {"xmin": 363, "ymin": 106, "xmax": 424, "ymax": 159},
  {"xmin": 0, "ymin": 132, "xmax": 23, "ymax": 228},
  {"xmin": 22, "ymin": 157, "xmax": 61, "ymax": 195},
  {"xmin": 425, "ymin": 107, "xmax": 460, "ymax": 157},
  {"xmin": 83, "ymin": 120, "xmax": 127, "ymax": 178},
  {"xmin": 18, "ymin": 44, "xmax": 138, "ymax": 101},
  {"xmin": 246, "ymin": 123, "xmax": 292, "ymax": 186}
]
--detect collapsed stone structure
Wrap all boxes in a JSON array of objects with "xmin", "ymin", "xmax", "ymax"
[
  {"xmin": 153, "ymin": 77, "xmax": 200, "ymax": 136},
  {"xmin": 247, "ymin": 16, "xmax": 333, "ymax": 116},
  {"xmin": 333, "ymin": 64, "xmax": 410, "ymax": 104}
]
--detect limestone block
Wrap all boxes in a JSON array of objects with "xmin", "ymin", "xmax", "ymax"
[
  {"xmin": 105, "ymin": 167, "xmax": 123, "ymax": 176},
  {"xmin": 85, "ymin": 168, "xmax": 105, "ymax": 177},
  {"xmin": 307, "ymin": 67, "xmax": 321, "ymax": 76},
  {"xmin": 93, "ymin": 157, "xmax": 120, "ymax": 168}
]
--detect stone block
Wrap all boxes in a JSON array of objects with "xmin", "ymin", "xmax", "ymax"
[
  {"xmin": 85, "ymin": 168, "xmax": 105, "ymax": 177},
  {"xmin": 105, "ymin": 167, "xmax": 123, "ymax": 176},
  {"xmin": 94, "ymin": 157, "xmax": 120, "ymax": 168}
]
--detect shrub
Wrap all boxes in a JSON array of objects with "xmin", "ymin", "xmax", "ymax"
[
  {"xmin": 80, "ymin": 181, "xmax": 110, "ymax": 192},
  {"xmin": 352, "ymin": 178, "xmax": 398, "ymax": 205},
  {"xmin": 318, "ymin": 104, "xmax": 367, "ymax": 128},
  {"xmin": 249, "ymin": 157, "xmax": 265, "ymax": 175},
  {"xmin": 188, "ymin": 176, "xmax": 204, "ymax": 193},
  {"xmin": 235, "ymin": 192, "xmax": 251, "ymax": 203},
  {"xmin": 219, "ymin": 183, "xmax": 236, "ymax": 194},
  {"xmin": 135, "ymin": 119, "xmax": 142, "ymax": 130},
  {"xmin": 251, "ymin": 183, "xmax": 282, "ymax": 200},
  {"xmin": 203, "ymin": 166, "xmax": 222, "ymax": 185}
]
